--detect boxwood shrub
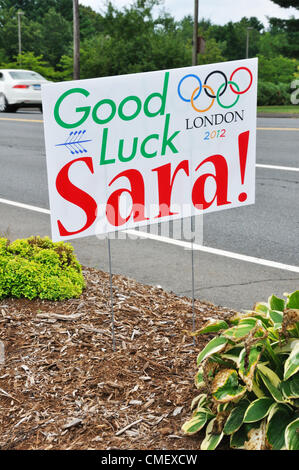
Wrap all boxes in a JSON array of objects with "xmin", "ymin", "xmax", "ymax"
[{"xmin": 0, "ymin": 236, "xmax": 85, "ymax": 301}]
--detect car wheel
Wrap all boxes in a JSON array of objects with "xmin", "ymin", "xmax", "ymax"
[
  {"xmin": 0, "ymin": 93, "xmax": 16, "ymax": 113},
  {"xmin": 0, "ymin": 93, "xmax": 8, "ymax": 112}
]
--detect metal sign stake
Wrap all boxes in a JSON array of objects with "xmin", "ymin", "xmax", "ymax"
[
  {"xmin": 191, "ymin": 215, "xmax": 196, "ymax": 346},
  {"xmin": 107, "ymin": 236, "xmax": 116, "ymax": 352}
]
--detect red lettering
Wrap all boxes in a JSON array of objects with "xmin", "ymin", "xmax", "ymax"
[
  {"xmin": 192, "ymin": 154, "xmax": 231, "ymax": 210},
  {"xmin": 106, "ymin": 169, "xmax": 148, "ymax": 226},
  {"xmin": 152, "ymin": 160, "xmax": 189, "ymax": 217},
  {"xmin": 56, "ymin": 157, "xmax": 97, "ymax": 236}
]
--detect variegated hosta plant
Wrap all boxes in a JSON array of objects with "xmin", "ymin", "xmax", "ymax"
[{"xmin": 182, "ymin": 291, "xmax": 299, "ymax": 450}]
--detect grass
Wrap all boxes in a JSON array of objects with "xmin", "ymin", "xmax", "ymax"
[{"xmin": 257, "ymin": 105, "xmax": 299, "ymax": 114}]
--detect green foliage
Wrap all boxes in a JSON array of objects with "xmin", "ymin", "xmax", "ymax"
[
  {"xmin": 0, "ymin": 0, "xmax": 298, "ymax": 106},
  {"xmin": 0, "ymin": 0, "xmax": 74, "ymax": 21},
  {"xmin": 39, "ymin": 8, "xmax": 72, "ymax": 67},
  {"xmin": 182, "ymin": 291, "xmax": 299, "ymax": 450},
  {"xmin": 270, "ymin": 0, "xmax": 299, "ymax": 9},
  {"xmin": 0, "ymin": 236, "xmax": 85, "ymax": 301},
  {"xmin": 0, "ymin": 52, "xmax": 65, "ymax": 81},
  {"xmin": 268, "ymin": 18, "xmax": 299, "ymax": 60},
  {"xmin": 258, "ymin": 81, "xmax": 291, "ymax": 106},
  {"xmin": 258, "ymin": 54, "xmax": 298, "ymax": 83}
]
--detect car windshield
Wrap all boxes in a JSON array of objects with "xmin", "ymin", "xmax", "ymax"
[{"xmin": 9, "ymin": 71, "xmax": 45, "ymax": 80}]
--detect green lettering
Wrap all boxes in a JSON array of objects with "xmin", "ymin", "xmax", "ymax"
[
  {"xmin": 54, "ymin": 88, "xmax": 90, "ymax": 129},
  {"xmin": 100, "ymin": 128, "xmax": 115, "ymax": 165},
  {"xmin": 118, "ymin": 137, "xmax": 138, "ymax": 162},
  {"xmin": 92, "ymin": 99, "xmax": 116, "ymax": 124},
  {"xmin": 144, "ymin": 72, "xmax": 169, "ymax": 118},
  {"xmin": 140, "ymin": 134, "xmax": 159, "ymax": 158},
  {"xmin": 118, "ymin": 96, "xmax": 142, "ymax": 121},
  {"xmin": 161, "ymin": 114, "xmax": 180, "ymax": 155}
]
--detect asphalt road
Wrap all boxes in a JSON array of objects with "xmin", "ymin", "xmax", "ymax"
[{"xmin": 1, "ymin": 110, "xmax": 299, "ymax": 311}]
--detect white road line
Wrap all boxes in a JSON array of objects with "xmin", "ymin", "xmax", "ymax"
[
  {"xmin": 0, "ymin": 196, "xmax": 299, "ymax": 274},
  {"xmin": 0, "ymin": 198, "xmax": 50, "ymax": 214},
  {"xmin": 256, "ymin": 163, "xmax": 299, "ymax": 172},
  {"xmin": 125, "ymin": 229, "xmax": 299, "ymax": 274}
]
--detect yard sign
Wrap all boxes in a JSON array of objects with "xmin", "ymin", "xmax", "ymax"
[{"xmin": 42, "ymin": 58, "xmax": 258, "ymax": 242}]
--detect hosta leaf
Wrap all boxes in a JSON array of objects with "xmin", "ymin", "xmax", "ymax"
[
  {"xmin": 244, "ymin": 419, "xmax": 267, "ymax": 450},
  {"xmin": 238, "ymin": 346, "xmax": 262, "ymax": 391},
  {"xmin": 285, "ymin": 418, "xmax": 299, "ymax": 450},
  {"xmin": 181, "ymin": 411, "xmax": 209, "ymax": 435},
  {"xmin": 223, "ymin": 399, "xmax": 250, "ymax": 435},
  {"xmin": 229, "ymin": 312, "xmax": 249, "ymax": 324},
  {"xmin": 273, "ymin": 338, "xmax": 299, "ymax": 355},
  {"xmin": 196, "ymin": 336, "xmax": 228, "ymax": 365},
  {"xmin": 217, "ymin": 402, "xmax": 232, "ymax": 412},
  {"xmin": 257, "ymin": 364, "xmax": 284, "ymax": 403},
  {"xmin": 221, "ymin": 346, "xmax": 243, "ymax": 364},
  {"xmin": 281, "ymin": 375, "xmax": 299, "ymax": 399},
  {"xmin": 284, "ymin": 341, "xmax": 299, "ymax": 381},
  {"xmin": 266, "ymin": 403, "xmax": 293, "ymax": 450},
  {"xmin": 230, "ymin": 422, "xmax": 261, "ymax": 449},
  {"xmin": 266, "ymin": 327, "xmax": 280, "ymax": 341},
  {"xmin": 192, "ymin": 319, "xmax": 229, "ymax": 335},
  {"xmin": 211, "ymin": 369, "xmax": 246, "ymax": 403},
  {"xmin": 289, "ymin": 374, "xmax": 299, "ymax": 397},
  {"xmin": 223, "ymin": 324, "xmax": 256, "ymax": 342},
  {"xmin": 200, "ymin": 418, "xmax": 224, "ymax": 450},
  {"xmin": 269, "ymin": 310, "xmax": 283, "ymax": 325},
  {"xmin": 230, "ymin": 311, "xmax": 267, "ymax": 325},
  {"xmin": 195, "ymin": 407, "xmax": 215, "ymax": 419},
  {"xmin": 268, "ymin": 294, "xmax": 285, "ymax": 312},
  {"xmin": 286, "ymin": 291, "xmax": 299, "ymax": 309},
  {"xmin": 253, "ymin": 302, "xmax": 269, "ymax": 314},
  {"xmin": 223, "ymin": 318, "xmax": 265, "ymax": 343},
  {"xmin": 243, "ymin": 397, "xmax": 274, "ymax": 423},
  {"xmin": 194, "ymin": 368, "xmax": 205, "ymax": 389},
  {"xmin": 251, "ymin": 378, "xmax": 267, "ymax": 399},
  {"xmin": 190, "ymin": 393, "xmax": 208, "ymax": 411},
  {"xmin": 280, "ymin": 380, "xmax": 292, "ymax": 399},
  {"xmin": 256, "ymin": 316, "xmax": 273, "ymax": 329}
]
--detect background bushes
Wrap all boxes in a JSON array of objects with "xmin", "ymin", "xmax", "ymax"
[
  {"xmin": 258, "ymin": 81, "xmax": 291, "ymax": 105},
  {"xmin": 0, "ymin": 1, "xmax": 298, "ymax": 106}
]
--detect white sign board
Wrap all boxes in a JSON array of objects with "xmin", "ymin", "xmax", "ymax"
[{"xmin": 42, "ymin": 58, "xmax": 258, "ymax": 242}]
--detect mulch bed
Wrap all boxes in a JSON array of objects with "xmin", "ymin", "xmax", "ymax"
[{"xmin": 0, "ymin": 267, "xmax": 236, "ymax": 450}]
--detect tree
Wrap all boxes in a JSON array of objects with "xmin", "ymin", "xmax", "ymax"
[
  {"xmin": 197, "ymin": 38, "xmax": 225, "ymax": 65},
  {"xmin": 258, "ymin": 54, "xmax": 298, "ymax": 83},
  {"xmin": 270, "ymin": 0, "xmax": 299, "ymax": 8},
  {"xmin": 79, "ymin": 5, "xmax": 104, "ymax": 41},
  {"xmin": 268, "ymin": 17, "xmax": 299, "ymax": 59},
  {"xmin": 0, "ymin": 7, "xmax": 42, "ymax": 59},
  {"xmin": 39, "ymin": 8, "xmax": 72, "ymax": 67},
  {"xmin": 0, "ymin": 0, "xmax": 73, "ymax": 21},
  {"xmin": 209, "ymin": 17, "xmax": 263, "ymax": 61}
]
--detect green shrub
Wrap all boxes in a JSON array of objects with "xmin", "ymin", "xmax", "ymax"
[
  {"xmin": 258, "ymin": 81, "xmax": 291, "ymax": 106},
  {"xmin": 0, "ymin": 236, "xmax": 85, "ymax": 301},
  {"xmin": 182, "ymin": 292, "xmax": 299, "ymax": 450}
]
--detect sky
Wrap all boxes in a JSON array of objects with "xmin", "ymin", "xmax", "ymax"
[{"xmin": 79, "ymin": 0, "xmax": 299, "ymax": 26}]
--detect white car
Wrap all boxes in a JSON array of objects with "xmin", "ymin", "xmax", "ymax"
[{"xmin": 0, "ymin": 69, "xmax": 49, "ymax": 113}]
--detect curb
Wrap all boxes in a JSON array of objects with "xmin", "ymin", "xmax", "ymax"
[{"xmin": 257, "ymin": 113, "xmax": 299, "ymax": 119}]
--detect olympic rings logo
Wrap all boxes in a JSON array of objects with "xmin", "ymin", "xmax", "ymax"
[{"xmin": 177, "ymin": 67, "xmax": 253, "ymax": 113}]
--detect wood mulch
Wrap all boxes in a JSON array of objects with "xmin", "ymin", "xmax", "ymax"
[{"xmin": 0, "ymin": 266, "xmax": 236, "ymax": 450}]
